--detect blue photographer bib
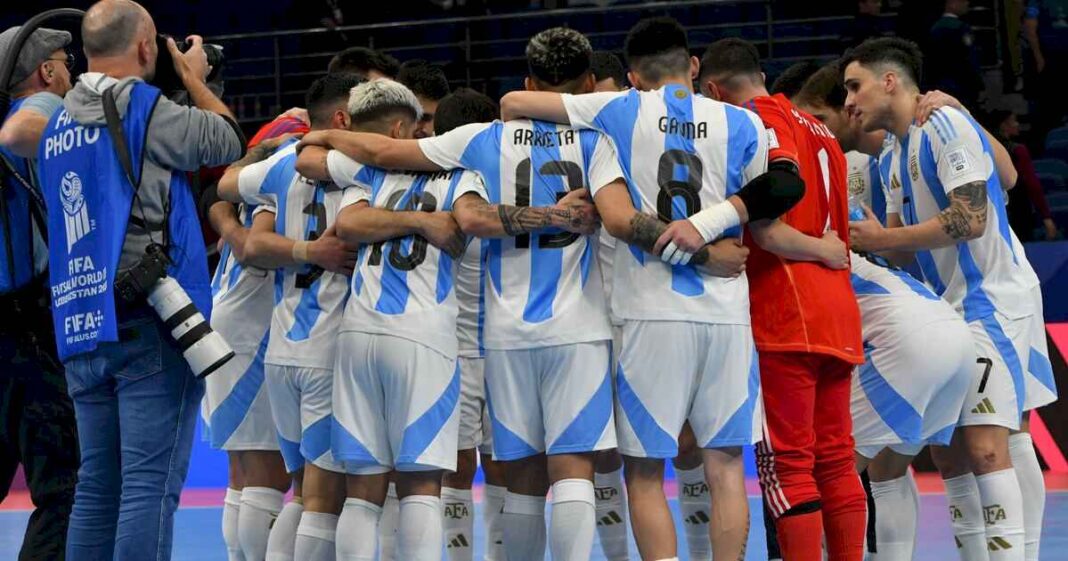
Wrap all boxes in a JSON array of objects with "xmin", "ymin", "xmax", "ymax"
[{"xmin": 39, "ymin": 81, "xmax": 211, "ymax": 361}]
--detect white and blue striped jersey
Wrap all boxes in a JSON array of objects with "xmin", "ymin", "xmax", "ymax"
[
  {"xmin": 417, "ymin": 119, "xmax": 617, "ymax": 350},
  {"xmin": 209, "ymin": 203, "xmax": 274, "ymax": 354},
  {"xmin": 561, "ymin": 85, "xmax": 768, "ymax": 325},
  {"xmin": 885, "ymin": 107, "xmax": 1039, "ymax": 321},
  {"xmin": 327, "ymin": 151, "xmax": 487, "ymax": 358},
  {"xmin": 236, "ymin": 141, "xmax": 350, "ymax": 370},
  {"xmin": 455, "ymin": 238, "xmax": 486, "ymax": 357}
]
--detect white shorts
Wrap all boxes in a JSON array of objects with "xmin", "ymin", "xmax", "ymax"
[
  {"xmin": 960, "ymin": 312, "xmax": 1034, "ymax": 430},
  {"xmin": 202, "ymin": 336, "xmax": 278, "ymax": 451},
  {"xmin": 333, "ymin": 332, "xmax": 460, "ymax": 474},
  {"xmin": 266, "ymin": 363, "xmax": 342, "ymax": 473},
  {"xmin": 1023, "ymin": 287, "xmax": 1057, "ymax": 411},
  {"xmin": 458, "ymin": 356, "xmax": 486, "ymax": 451},
  {"xmin": 852, "ymin": 318, "xmax": 972, "ymax": 459},
  {"xmin": 615, "ymin": 321, "xmax": 761, "ymax": 458},
  {"xmin": 485, "ymin": 340, "xmax": 616, "ymax": 461}
]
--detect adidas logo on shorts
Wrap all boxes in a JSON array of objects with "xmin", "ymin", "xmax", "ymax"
[
  {"xmin": 971, "ymin": 397, "xmax": 996, "ymax": 415},
  {"xmin": 598, "ymin": 510, "xmax": 624, "ymax": 526}
]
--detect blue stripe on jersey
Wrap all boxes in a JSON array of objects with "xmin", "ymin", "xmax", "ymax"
[
  {"xmin": 961, "ymin": 116, "xmax": 1017, "ymax": 263},
  {"xmin": 351, "ymin": 170, "xmax": 389, "ymax": 297},
  {"xmin": 850, "ymin": 273, "xmax": 892, "ymax": 295},
  {"xmin": 300, "ymin": 414, "xmax": 333, "ymax": 464},
  {"xmin": 286, "ymin": 184, "xmax": 327, "ymax": 341},
  {"xmin": 478, "ymin": 240, "xmax": 487, "ymax": 355},
  {"xmin": 458, "ymin": 124, "xmax": 505, "ymax": 296},
  {"xmin": 591, "ymin": 91, "xmax": 644, "ymax": 265},
  {"xmin": 1029, "ymin": 347, "xmax": 1057, "ymax": 393},
  {"xmin": 889, "ymin": 268, "xmax": 941, "ymax": 301},
  {"xmin": 435, "ymin": 172, "xmax": 467, "ymax": 304},
  {"xmin": 376, "ymin": 175, "xmax": 429, "ymax": 315},
  {"xmin": 663, "ymin": 85, "xmax": 703, "ymax": 297},
  {"xmin": 210, "ymin": 244, "xmax": 229, "ymax": 297},
  {"xmin": 705, "ymin": 348, "xmax": 760, "ymax": 446},
  {"xmin": 523, "ymin": 120, "xmax": 567, "ymax": 323},
  {"xmin": 550, "ymin": 366, "xmax": 613, "ymax": 454},
  {"xmin": 397, "ymin": 364, "xmax": 461, "ymax": 466},
  {"xmin": 934, "ymin": 110, "xmax": 958, "ymax": 140},
  {"xmin": 208, "ymin": 333, "xmax": 268, "ymax": 448},
  {"xmin": 223, "ymin": 208, "xmax": 256, "ymax": 293},
  {"xmin": 859, "ymin": 344, "xmax": 923, "ymax": 443},
  {"xmin": 958, "ymin": 244, "xmax": 997, "ymax": 321},
  {"xmin": 980, "ymin": 315, "xmax": 1026, "ymax": 415},
  {"xmin": 918, "ymin": 135, "xmax": 951, "ymax": 209},
  {"xmin": 929, "ymin": 423, "xmax": 956, "ymax": 446},
  {"xmin": 723, "ymin": 104, "xmax": 758, "ymax": 238},
  {"xmin": 578, "ymin": 130, "xmax": 600, "ymax": 287},
  {"xmin": 269, "ymin": 157, "xmax": 294, "ymax": 308},
  {"xmin": 331, "ymin": 417, "xmax": 378, "ymax": 465},
  {"xmin": 928, "ymin": 113, "xmax": 948, "ymax": 144},
  {"xmin": 616, "ymin": 362, "xmax": 677, "ymax": 457},
  {"xmin": 869, "ymin": 156, "xmax": 887, "ymax": 224},
  {"xmin": 898, "ymin": 133, "xmax": 946, "ymax": 295}
]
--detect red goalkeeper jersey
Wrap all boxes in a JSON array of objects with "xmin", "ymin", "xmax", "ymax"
[{"xmin": 743, "ymin": 94, "xmax": 863, "ymax": 364}]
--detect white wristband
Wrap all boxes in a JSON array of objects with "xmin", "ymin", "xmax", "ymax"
[
  {"xmin": 292, "ymin": 241, "xmax": 310, "ymax": 263},
  {"xmin": 687, "ymin": 201, "xmax": 741, "ymax": 243}
]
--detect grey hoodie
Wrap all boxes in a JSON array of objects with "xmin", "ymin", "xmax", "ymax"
[{"xmin": 63, "ymin": 72, "xmax": 242, "ymax": 270}]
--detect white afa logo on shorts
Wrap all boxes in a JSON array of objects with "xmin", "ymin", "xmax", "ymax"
[{"xmin": 60, "ymin": 170, "xmax": 92, "ymax": 252}]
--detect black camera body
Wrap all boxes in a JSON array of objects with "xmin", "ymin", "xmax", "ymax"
[
  {"xmin": 152, "ymin": 34, "xmax": 225, "ymax": 96},
  {"xmin": 114, "ymin": 242, "xmax": 170, "ymax": 303}
]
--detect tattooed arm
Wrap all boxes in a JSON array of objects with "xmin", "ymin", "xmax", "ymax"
[
  {"xmin": 595, "ymin": 180, "xmax": 749, "ymax": 277},
  {"xmin": 217, "ymin": 133, "xmax": 301, "ymax": 202},
  {"xmin": 451, "ymin": 188, "xmax": 599, "ymax": 238},
  {"xmin": 849, "ymin": 181, "xmax": 989, "ymax": 253}
]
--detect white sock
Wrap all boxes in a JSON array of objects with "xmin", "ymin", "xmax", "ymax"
[
  {"xmin": 395, "ymin": 495, "xmax": 444, "ymax": 561},
  {"xmin": 869, "ymin": 473, "xmax": 919, "ymax": 561},
  {"xmin": 976, "ymin": 469, "xmax": 1025, "ymax": 561},
  {"xmin": 594, "ymin": 468, "xmax": 630, "ymax": 561},
  {"xmin": 239, "ymin": 487, "xmax": 284, "ymax": 561},
  {"xmin": 378, "ymin": 483, "xmax": 399, "ymax": 561},
  {"xmin": 266, "ymin": 499, "xmax": 303, "ymax": 561},
  {"xmin": 550, "ymin": 479, "xmax": 597, "ymax": 561},
  {"xmin": 294, "ymin": 511, "xmax": 338, "ymax": 561},
  {"xmin": 676, "ymin": 465, "xmax": 712, "ymax": 561},
  {"xmin": 441, "ymin": 487, "xmax": 474, "ymax": 561},
  {"xmin": 944, "ymin": 474, "xmax": 991, "ymax": 561},
  {"xmin": 224, "ymin": 488, "xmax": 245, "ymax": 561},
  {"xmin": 1009, "ymin": 433, "xmax": 1045, "ymax": 561},
  {"xmin": 336, "ymin": 498, "xmax": 381, "ymax": 561},
  {"xmin": 503, "ymin": 492, "xmax": 547, "ymax": 561},
  {"xmin": 483, "ymin": 484, "xmax": 507, "ymax": 561}
]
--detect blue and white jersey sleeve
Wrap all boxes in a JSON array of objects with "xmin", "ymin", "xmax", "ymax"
[
  {"xmin": 586, "ymin": 132, "xmax": 624, "ymax": 197},
  {"xmin": 237, "ymin": 142, "xmax": 297, "ymax": 206},
  {"xmin": 561, "ymin": 90, "xmax": 635, "ymax": 136},
  {"xmin": 210, "ymin": 203, "xmax": 275, "ymax": 354},
  {"xmin": 418, "ymin": 122, "xmax": 496, "ymax": 171},
  {"xmin": 923, "ymin": 107, "xmax": 991, "ymax": 192},
  {"xmin": 327, "ymin": 150, "xmax": 379, "ymax": 207}
]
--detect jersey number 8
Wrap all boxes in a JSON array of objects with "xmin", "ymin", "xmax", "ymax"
[{"xmin": 656, "ymin": 149, "xmax": 703, "ymax": 222}]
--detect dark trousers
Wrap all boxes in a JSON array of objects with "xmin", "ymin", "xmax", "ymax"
[{"xmin": 0, "ymin": 330, "xmax": 79, "ymax": 561}]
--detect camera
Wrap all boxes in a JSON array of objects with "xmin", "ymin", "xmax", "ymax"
[
  {"xmin": 115, "ymin": 243, "xmax": 235, "ymax": 378},
  {"xmin": 152, "ymin": 33, "xmax": 225, "ymax": 96}
]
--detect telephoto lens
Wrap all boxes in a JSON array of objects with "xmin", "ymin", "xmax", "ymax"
[{"xmin": 147, "ymin": 277, "xmax": 235, "ymax": 378}]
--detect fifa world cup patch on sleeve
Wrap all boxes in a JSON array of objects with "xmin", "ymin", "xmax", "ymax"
[
  {"xmin": 946, "ymin": 148, "xmax": 972, "ymax": 178},
  {"xmin": 766, "ymin": 128, "xmax": 779, "ymax": 149}
]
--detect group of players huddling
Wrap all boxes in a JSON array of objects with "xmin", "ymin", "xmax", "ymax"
[{"xmin": 199, "ymin": 14, "xmax": 1058, "ymax": 561}]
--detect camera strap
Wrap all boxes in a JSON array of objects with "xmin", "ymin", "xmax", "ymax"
[
  {"xmin": 0, "ymin": 152, "xmax": 48, "ymax": 290},
  {"xmin": 103, "ymin": 85, "xmax": 168, "ymax": 251}
]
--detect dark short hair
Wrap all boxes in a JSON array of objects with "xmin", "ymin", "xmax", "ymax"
[
  {"xmin": 434, "ymin": 87, "xmax": 498, "ymax": 135},
  {"xmin": 770, "ymin": 60, "xmax": 821, "ymax": 99},
  {"xmin": 327, "ymin": 46, "xmax": 400, "ymax": 78},
  {"xmin": 526, "ymin": 27, "xmax": 593, "ymax": 87},
  {"xmin": 397, "ymin": 59, "xmax": 450, "ymax": 101},
  {"xmin": 591, "ymin": 51, "xmax": 627, "ymax": 88},
  {"xmin": 305, "ymin": 73, "xmax": 364, "ymax": 127},
  {"xmin": 840, "ymin": 37, "xmax": 923, "ymax": 87},
  {"xmin": 698, "ymin": 38, "xmax": 761, "ymax": 83},
  {"xmin": 624, "ymin": 17, "xmax": 690, "ymax": 82},
  {"xmin": 794, "ymin": 62, "xmax": 847, "ymax": 110}
]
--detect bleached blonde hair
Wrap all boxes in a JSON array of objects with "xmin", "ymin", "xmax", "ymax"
[{"xmin": 347, "ymin": 78, "xmax": 423, "ymax": 124}]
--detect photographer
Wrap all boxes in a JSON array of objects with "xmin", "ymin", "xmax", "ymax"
[
  {"xmin": 35, "ymin": 0, "xmax": 244, "ymax": 559},
  {"xmin": 0, "ymin": 25, "xmax": 78, "ymax": 561}
]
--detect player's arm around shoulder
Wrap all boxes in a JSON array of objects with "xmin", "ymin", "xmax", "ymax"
[
  {"xmin": 499, "ymin": 91, "xmax": 570, "ymax": 123},
  {"xmin": 218, "ymin": 133, "xmax": 300, "ymax": 202},
  {"xmin": 298, "ymin": 129, "xmax": 441, "ymax": 171},
  {"xmin": 451, "ymin": 188, "xmax": 598, "ymax": 239}
]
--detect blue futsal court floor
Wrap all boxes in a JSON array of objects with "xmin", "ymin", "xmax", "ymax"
[{"xmin": 3, "ymin": 491, "xmax": 1067, "ymax": 560}]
